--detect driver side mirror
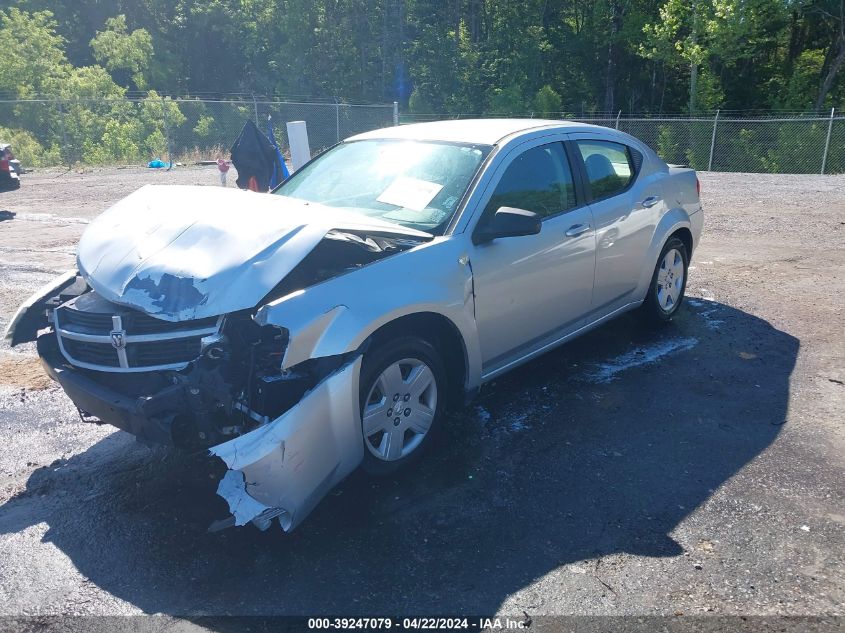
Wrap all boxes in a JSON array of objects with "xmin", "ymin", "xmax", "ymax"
[{"xmin": 473, "ymin": 207, "xmax": 542, "ymax": 245}]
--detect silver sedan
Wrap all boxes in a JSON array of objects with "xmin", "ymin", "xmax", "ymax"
[{"xmin": 7, "ymin": 119, "xmax": 703, "ymax": 531}]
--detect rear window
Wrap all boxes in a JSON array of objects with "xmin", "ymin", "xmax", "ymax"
[{"xmin": 576, "ymin": 140, "xmax": 636, "ymax": 199}]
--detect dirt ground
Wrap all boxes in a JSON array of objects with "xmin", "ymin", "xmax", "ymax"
[{"xmin": 0, "ymin": 166, "xmax": 842, "ymax": 623}]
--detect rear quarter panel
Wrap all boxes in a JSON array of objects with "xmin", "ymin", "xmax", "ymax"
[{"xmin": 632, "ymin": 167, "xmax": 702, "ymax": 300}]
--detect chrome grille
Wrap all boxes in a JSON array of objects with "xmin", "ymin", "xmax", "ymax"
[
  {"xmin": 57, "ymin": 308, "xmax": 112, "ymax": 333},
  {"xmin": 62, "ymin": 337, "xmax": 121, "ymax": 368},
  {"xmin": 58, "ymin": 305, "xmax": 217, "ymax": 334},
  {"xmin": 127, "ymin": 338, "xmax": 203, "ymax": 365},
  {"xmin": 55, "ymin": 293, "xmax": 221, "ymax": 372}
]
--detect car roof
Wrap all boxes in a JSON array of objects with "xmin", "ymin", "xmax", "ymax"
[{"xmin": 346, "ymin": 118, "xmax": 603, "ymax": 145}]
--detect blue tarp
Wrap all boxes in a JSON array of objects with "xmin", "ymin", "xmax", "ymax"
[{"xmin": 267, "ymin": 117, "xmax": 290, "ymax": 189}]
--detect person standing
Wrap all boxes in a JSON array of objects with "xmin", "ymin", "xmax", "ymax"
[{"xmin": 217, "ymin": 158, "xmax": 230, "ymax": 187}]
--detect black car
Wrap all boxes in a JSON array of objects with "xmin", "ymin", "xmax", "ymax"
[{"xmin": 0, "ymin": 144, "xmax": 21, "ymax": 191}]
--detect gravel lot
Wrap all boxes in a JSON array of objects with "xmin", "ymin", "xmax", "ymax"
[{"xmin": 0, "ymin": 166, "xmax": 842, "ymax": 622}]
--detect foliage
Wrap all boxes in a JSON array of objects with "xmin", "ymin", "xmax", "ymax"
[
  {"xmin": 534, "ymin": 85, "xmax": 563, "ymax": 117},
  {"xmin": 488, "ymin": 85, "xmax": 525, "ymax": 116},
  {"xmin": 90, "ymin": 15, "xmax": 154, "ymax": 90},
  {"xmin": 0, "ymin": 8, "xmax": 188, "ymax": 165},
  {"xmin": 5, "ymin": 0, "xmax": 843, "ymax": 116},
  {"xmin": 657, "ymin": 125, "xmax": 683, "ymax": 164},
  {"xmin": 2, "ymin": 0, "xmax": 845, "ymax": 167},
  {"xmin": 0, "ymin": 8, "xmax": 68, "ymax": 98},
  {"xmin": 0, "ymin": 126, "xmax": 59, "ymax": 167}
]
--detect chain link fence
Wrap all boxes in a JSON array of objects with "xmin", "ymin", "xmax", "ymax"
[
  {"xmin": 0, "ymin": 97, "xmax": 397, "ymax": 168},
  {"xmin": 402, "ymin": 111, "xmax": 845, "ymax": 174},
  {"xmin": 2, "ymin": 97, "xmax": 842, "ymax": 174}
]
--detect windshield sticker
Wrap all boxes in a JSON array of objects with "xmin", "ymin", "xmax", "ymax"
[
  {"xmin": 442, "ymin": 195, "xmax": 459, "ymax": 210},
  {"xmin": 377, "ymin": 176, "xmax": 443, "ymax": 211}
]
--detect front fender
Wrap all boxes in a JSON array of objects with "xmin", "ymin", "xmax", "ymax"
[
  {"xmin": 254, "ymin": 238, "xmax": 482, "ymax": 390},
  {"xmin": 634, "ymin": 208, "xmax": 694, "ymax": 300},
  {"xmin": 4, "ymin": 270, "xmax": 78, "ymax": 346}
]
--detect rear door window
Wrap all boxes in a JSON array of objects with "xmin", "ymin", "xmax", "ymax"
[{"xmin": 576, "ymin": 140, "xmax": 635, "ymax": 200}]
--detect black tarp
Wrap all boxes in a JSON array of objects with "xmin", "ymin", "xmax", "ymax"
[{"xmin": 230, "ymin": 120, "xmax": 283, "ymax": 191}]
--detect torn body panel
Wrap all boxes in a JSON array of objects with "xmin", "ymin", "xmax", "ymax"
[
  {"xmin": 210, "ymin": 356, "xmax": 364, "ymax": 531},
  {"xmin": 4, "ymin": 270, "xmax": 82, "ymax": 345}
]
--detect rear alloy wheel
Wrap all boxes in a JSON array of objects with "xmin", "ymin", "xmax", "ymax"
[
  {"xmin": 359, "ymin": 337, "xmax": 445, "ymax": 475},
  {"xmin": 642, "ymin": 236, "xmax": 689, "ymax": 323}
]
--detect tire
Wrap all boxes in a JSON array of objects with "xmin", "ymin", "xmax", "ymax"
[
  {"xmin": 640, "ymin": 236, "xmax": 689, "ymax": 323},
  {"xmin": 358, "ymin": 336, "xmax": 446, "ymax": 475}
]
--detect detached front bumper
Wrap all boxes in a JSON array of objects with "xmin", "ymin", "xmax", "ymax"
[
  {"xmin": 210, "ymin": 356, "xmax": 365, "ymax": 531},
  {"xmin": 37, "ymin": 333, "xmax": 180, "ymax": 445}
]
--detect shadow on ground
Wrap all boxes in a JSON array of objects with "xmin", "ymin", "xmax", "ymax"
[{"xmin": 0, "ymin": 302, "xmax": 798, "ymax": 615}]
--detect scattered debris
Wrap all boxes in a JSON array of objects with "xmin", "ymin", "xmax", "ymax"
[
  {"xmin": 521, "ymin": 611, "xmax": 532, "ymax": 628},
  {"xmin": 592, "ymin": 559, "xmax": 618, "ymax": 596}
]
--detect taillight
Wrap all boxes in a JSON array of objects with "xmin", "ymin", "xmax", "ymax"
[
  {"xmin": 0, "ymin": 159, "xmax": 8, "ymax": 173},
  {"xmin": 696, "ymin": 176, "xmax": 701, "ymax": 197}
]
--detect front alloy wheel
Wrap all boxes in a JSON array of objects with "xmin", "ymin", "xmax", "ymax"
[{"xmin": 359, "ymin": 337, "xmax": 445, "ymax": 474}]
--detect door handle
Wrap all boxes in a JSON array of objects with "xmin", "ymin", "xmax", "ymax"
[
  {"xmin": 641, "ymin": 195, "xmax": 660, "ymax": 208},
  {"xmin": 565, "ymin": 223, "xmax": 591, "ymax": 237}
]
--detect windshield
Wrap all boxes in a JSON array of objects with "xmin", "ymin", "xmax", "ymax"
[{"xmin": 274, "ymin": 139, "xmax": 492, "ymax": 234}]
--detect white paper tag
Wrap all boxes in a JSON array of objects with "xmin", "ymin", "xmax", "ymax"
[{"xmin": 376, "ymin": 176, "xmax": 443, "ymax": 211}]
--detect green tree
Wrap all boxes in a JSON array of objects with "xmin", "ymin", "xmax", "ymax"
[
  {"xmin": 641, "ymin": 0, "xmax": 713, "ymax": 112},
  {"xmin": 0, "ymin": 8, "xmax": 69, "ymax": 98},
  {"xmin": 90, "ymin": 15, "xmax": 154, "ymax": 90},
  {"xmin": 534, "ymin": 85, "xmax": 562, "ymax": 117}
]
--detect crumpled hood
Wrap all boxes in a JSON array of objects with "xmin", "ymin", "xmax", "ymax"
[{"xmin": 77, "ymin": 185, "xmax": 430, "ymax": 321}]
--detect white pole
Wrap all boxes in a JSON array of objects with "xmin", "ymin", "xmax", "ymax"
[
  {"xmin": 821, "ymin": 107, "xmax": 835, "ymax": 175},
  {"xmin": 286, "ymin": 120, "xmax": 311, "ymax": 172},
  {"xmin": 615, "ymin": 109, "xmax": 622, "ymax": 130},
  {"xmin": 708, "ymin": 109, "xmax": 720, "ymax": 171},
  {"xmin": 162, "ymin": 96, "xmax": 172, "ymax": 164},
  {"xmin": 393, "ymin": 101, "xmax": 399, "ymax": 126}
]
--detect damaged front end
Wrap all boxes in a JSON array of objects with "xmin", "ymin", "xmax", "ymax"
[
  {"xmin": 211, "ymin": 356, "xmax": 364, "ymax": 532},
  {"xmin": 6, "ymin": 187, "xmax": 435, "ymax": 531},
  {"xmin": 35, "ymin": 292, "xmax": 356, "ymax": 449},
  {"xmin": 31, "ymin": 286, "xmax": 367, "ymax": 531}
]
